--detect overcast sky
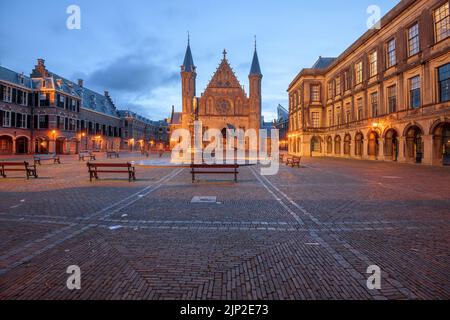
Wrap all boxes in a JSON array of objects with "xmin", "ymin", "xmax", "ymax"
[{"xmin": 0, "ymin": 0, "xmax": 399, "ymax": 121}]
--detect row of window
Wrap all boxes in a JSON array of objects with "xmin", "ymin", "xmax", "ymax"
[
  {"xmin": 0, "ymin": 111, "xmax": 51, "ymax": 130},
  {"xmin": 56, "ymin": 93, "xmax": 80, "ymax": 112},
  {"xmin": 0, "ymin": 110, "xmax": 125, "ymax": 138},
  {"xmin": 305, "ymin": 2, "xmax": 449, "ymax": 103},
  {"xmin": 308, "ymin": 63, "xmax": 450, "ymax": 128},
  {"xmin": 80, "ymin": 120, "xmax": 121, "ymax": 138},
  {"xmin": 1, "ymin": 111, "xmax": 30, "ymax": 129},
  {"xmin": 0, "ymin": 85, "xmax": 30, "ymax": 106}
]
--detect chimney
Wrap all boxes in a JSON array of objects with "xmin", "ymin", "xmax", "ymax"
[
  {"xmin": 104, "ymin": 91, "xmax": 109, "ymax": 97},
  {"xmin": 78, "ymin": 79, "xmax": 83, "ymax": 87},
  {"xmin": 31, "ymin": 58, "xmax": 49, "ymax": 78}
]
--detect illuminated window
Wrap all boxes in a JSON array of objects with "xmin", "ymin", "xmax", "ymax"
[
  {"xmin": 357, "ymin": 98, "xmax": 363, "ymax": 120},
  {"xmin": 369, "ymin": 51, "xmax": 378, "ymax": 77},
  {"xmin": 355, "ymin": 61, "xmax": 363, "ymax": 84},
  {"xmin": 335, "ymin": 76, "xmax": 341, "ymax": 96},
  {"xmin": 371, "ymin": 92, "xmax": 378, "ymax": 117},
  {"xmin": 328, "ymin": 81, "xmax": 334, "ymax": 98},
  {"xmin": 434, "ymin": 2, "xmax": 450, "ymax": 42},
  {"xmin": 387, "ymin": 85, "xmax": 397, "ymax": 113},
  {"xmin": 311, "ymin": 112, "xmax": 320, "ymax": 128},
  {"xmin": 311, "ymin": 85, "xmax": 320, "ymax": 102},
  {"xmin": 438, "ymin": 63, "xmax": 450, "ymax": 102},
  {"xmin": 387, "ymin": 39, "xmax": 396, "ymax": 68},
  {"xmin": 408, "ymin": 23, "xmax": 420, "ymax": 56},
  {"xmin": 409, "ymin": 76, "xmax": 421, "ymax": 109},
  {"xmin": 344, "ymin": 71, "xmax": 352, "ymax": 91}
]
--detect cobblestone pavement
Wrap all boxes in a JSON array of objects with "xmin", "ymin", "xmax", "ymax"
[{"xmin": 0, "ymin": 154, "xmax": 449, "ymax": 300}]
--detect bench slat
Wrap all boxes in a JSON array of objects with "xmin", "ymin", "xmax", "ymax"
[{"xmin": 191, "ymin": 171, "xmax": 238, "ymax": 174}]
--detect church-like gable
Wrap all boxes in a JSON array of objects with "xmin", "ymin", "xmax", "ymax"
[
  {"xmin": 180, "ymin": 41, "xmax": 262, "ymax": 134},
  {"xmin": 205, "ymin": 54, "xmax": 244, "ymax": 91}
]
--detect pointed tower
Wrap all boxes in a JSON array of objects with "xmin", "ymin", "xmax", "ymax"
[
  {"xmin": 181, "ymin": 35, "xmax": 197, "ymax": 129},
  {"xmin": 249, "ymin": 38, "xmax": 262, "ymax": 130}
]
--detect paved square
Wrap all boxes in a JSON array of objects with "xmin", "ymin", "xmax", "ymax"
[{"xmin": 0, "ymin": 154, "xmax": 449, "ymax": 300}]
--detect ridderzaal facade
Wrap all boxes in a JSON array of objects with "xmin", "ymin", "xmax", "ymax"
[
  {"xmin": 288, "ymin": 0, "xmax": 450, "ymax": 166},
  {"xmin": 0, "ymin": 59, "xmax": 169, "ymax": 155}
]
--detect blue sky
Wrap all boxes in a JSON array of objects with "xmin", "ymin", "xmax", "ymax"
[{"xmin": 0, "ymin": 0, "xmax": 399, "ymax": 121}]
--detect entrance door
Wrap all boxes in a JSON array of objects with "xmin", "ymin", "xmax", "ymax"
[
  {"xmin": 0, "ymin": 136, "xmax": 13, "ymax": 155},
  {"xmin": 16, "ymin": 137, "xmax": 29, "ymax": 154},
  {"xmin": 56, "ymin": 138, "xmax": 65, "ymax": 155}
]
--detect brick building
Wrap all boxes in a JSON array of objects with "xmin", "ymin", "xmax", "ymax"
[
  {"xmin": 0, "ymin": 59, "xmax": 167, "ymax": 155},
  {"xmin": 179, "ymin": 39, "xmax": 262, "ymax": 143},
  {"xmin": 288, "ymin": 0, "xmax": 450, "ymax": 166},
  {"xmin": 118, "ymin": 110, "xmax": 169, "ymax": 152}
]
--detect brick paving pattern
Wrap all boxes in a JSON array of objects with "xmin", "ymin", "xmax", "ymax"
[{"xmin": 0, "ymin": 154, "xmax": 449, "ymax": 299}]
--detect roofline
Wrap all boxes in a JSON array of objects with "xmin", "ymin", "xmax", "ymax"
[
  {"xmin": 80, "ymin": 107, "xmax": 121, "ymax": 120},
  {"xmin": 0, "ymin": 78, "xmax": 32, "ymax": 91},
  {"xmin": 288, "ymin": 0, "xmax": 418, "ymax": 91}
]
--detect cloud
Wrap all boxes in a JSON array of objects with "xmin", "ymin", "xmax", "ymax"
[{"xmin": 86, "ymin": 53, "xmax": 178, "ymax": 93}]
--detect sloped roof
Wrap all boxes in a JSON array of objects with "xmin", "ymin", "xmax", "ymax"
[
  {"xmin": 311, "ymin": 57, "xmax": 336, "ymax": 70},
  {"xmin": 277, "ymin": 104, "xmax": 288, "ymax": 122},
  {"xmin": 117, "ymin": 110, "xmax": 154, "ymax": 125},
  {"xmin": 171, "ymin": 112, "xmax": 182, "ymax": 125},
  {"xmin": 182, "ymin": 44, "xmax": 195, "ymax": 72},
  {"xmin": 206, "ymin": 56, "xmax": 243, "ymax": 90},
  {"xmin": 0, "ymin": 66, "xmax": 32, "ymax": 89},
  {"xmin": 250, "ymin": 50, "xmax": 262, "ymax": 76}
]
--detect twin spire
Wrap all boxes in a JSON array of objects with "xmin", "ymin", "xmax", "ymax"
[
  {"xmin": 181, "ymin": 35, "xmax": 262, "ymax": 76},
  {"xmin": 182, "ymin": 32, "xmax": 195, "ymax": 72}
]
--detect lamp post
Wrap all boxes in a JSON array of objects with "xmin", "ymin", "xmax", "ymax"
[{"xmin": 52, "ymin": 130, "xmax": 56, "ymax": 155}]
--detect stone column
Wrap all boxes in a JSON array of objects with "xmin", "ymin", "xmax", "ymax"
[
  {"xmin": 302, "ymin": 138, "xmax": 310, "ymax": 157},
  {"xmin": 378, "ymin": 138, "xmax": 384, "ymax": 161},
  {"xmin": 422, "ymin": 134, "xmax": 433, "ymax": 165},
  {"xmin": 397, "ymin": 137, "xmax": 406, "ymax": 163},
  {"xmin": 363, "ymin": 139, "xmax": 369, "ymax": 160},
  {"xmin": 350, "ymin": 139, "xmax": 355, "ymax": 159},
  {"xmin": 12, "ymin": 138, "xmax": 17, "ymax": 154},
  {"xmin": 49, "ymin": 140, "xmax": 56, "ymax": 154}
]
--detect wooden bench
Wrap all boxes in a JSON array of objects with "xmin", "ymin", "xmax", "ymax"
[
  {"xmin": 286, "ymin": 156, "xmax": 301, "ymax": 168},
  {"xmin": 106, "ymin": 151, "xmax": 120, "ymax": 159},
  {"xmin": 34, "ymin": 154, "xmax": 61, "ymax": 166},
  {"xmin": 79, "ymin": 152, "xmax": 96, "ymax": 162},
  {"xmin": 87, "ymin": 162, "xmax": 136, "ymax": 182},
  {"xmin": 0, "ymin": 161, "xmax": 38, "ymax": 179},
  {"xmin": 190, "ymin": 164, "xmax": 239, "ymax": 183}
]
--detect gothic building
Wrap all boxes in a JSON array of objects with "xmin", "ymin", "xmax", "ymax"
[{"xmin": 180, "ymin": 39, "xmax": 263, "ymax": 139}]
